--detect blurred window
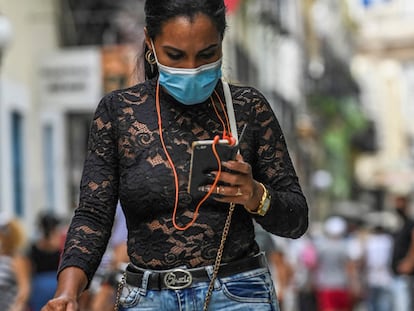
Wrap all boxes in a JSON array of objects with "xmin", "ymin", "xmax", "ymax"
[
  {"xmin": 11, "ymin": 111, "xmax": 24, "ymax": 216},
  {"xmin": 43, "ymin": 125, "xmax": 55, "ymax": 210},
  {"xmin": 66, "ymin": 113, "xmax": 92, "ymax": 209}
]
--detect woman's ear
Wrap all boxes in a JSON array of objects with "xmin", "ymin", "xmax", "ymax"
[{"xmin": 144, "ymin": 27, "xmax": 152, "ymax": 50}]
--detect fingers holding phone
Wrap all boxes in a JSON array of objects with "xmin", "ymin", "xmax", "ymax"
[
  {"xmin": 187, "ymin": 138, "xmax": 239, "ymax": 197},
  {"xmin": 198, "ymin": 154, "xmax": 256, "ymax": 204}
]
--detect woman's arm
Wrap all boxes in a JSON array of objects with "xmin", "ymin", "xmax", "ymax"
[
  {"xmin": 250, "ymin": 90, "xmax": 308, "ymax": 238},
  {"xmin": 397, "ymin": 228, "xmax": 414, "ymax": 274},
  {"xmin": 208, "ymin": 86, "xmax": 308, "ymax": 239},
  {"xmin": 58, "ymin": 93, "xmax": 120, "ymax": 284}
]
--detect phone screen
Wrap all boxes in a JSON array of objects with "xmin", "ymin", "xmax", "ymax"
[{"xmin": 187, "ymin": 139, "xmax": 238, "ymax": 197}]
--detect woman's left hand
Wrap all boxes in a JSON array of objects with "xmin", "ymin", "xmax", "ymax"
[{"xmin": 203, "ymin": 154, "xmax": 264, "ymax": 213}]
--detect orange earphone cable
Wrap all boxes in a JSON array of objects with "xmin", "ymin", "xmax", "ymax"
[
  {"xmin": 210, "ymin": 96, "xmax": 228, "ymax": 138},
  {"xmin": 155, "ymin": 81, "xmax": 231, "ymax": 230},
  {"xmin": 155, "ymin": 81, "xmax": 181, "ymax": 229},
  {"xmin": 174, "ymin": 139, "xmax": 223, "ymax": 231}
]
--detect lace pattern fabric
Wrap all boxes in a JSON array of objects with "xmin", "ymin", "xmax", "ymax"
[{"xmin": 59, "ymin": 79, "xmax": 308, "ymax": 284}]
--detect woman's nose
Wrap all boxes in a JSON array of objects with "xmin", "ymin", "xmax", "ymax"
[{"xmin": 182, "ymin": 58, "xmax": 200, "ymax": 69}]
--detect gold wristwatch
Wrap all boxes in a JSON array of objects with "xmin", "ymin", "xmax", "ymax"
[{"xmin": 246, "ymin": 182, "xmax": 271, "ymax": 216}]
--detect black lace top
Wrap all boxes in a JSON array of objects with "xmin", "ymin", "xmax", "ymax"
[{"xmin": 58, "ymin": 78, "xmax": 308, "ymax": 284}]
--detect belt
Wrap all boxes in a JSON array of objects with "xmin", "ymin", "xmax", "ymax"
[{"xmin": 125, "ymin": 252, "xmax": 267, "ymax": 290}]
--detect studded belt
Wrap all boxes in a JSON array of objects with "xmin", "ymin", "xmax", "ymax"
[{"xmin": 125, "ymin": 252, "xmax": 267, "ymax": 290}]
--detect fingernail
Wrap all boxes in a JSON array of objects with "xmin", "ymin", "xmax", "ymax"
[
  {"xmin": 205, "ymin": 173, "xmax": 215, "ymax": 179},
  {"xmin": 198, "ymin": 185, "xmax": 210, "ymax": 192}
]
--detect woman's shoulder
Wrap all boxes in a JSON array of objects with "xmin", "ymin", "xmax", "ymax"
[
  {"xmin": 95, "ymin": 79, "xmax": 156, "ymax": 117},
  {"xmin": 226, "ymin": 81, "xmax": 273, "ymax": 115},
  {"xmin": 103, "ymin": 79, "xmax": 155, "ymax": 103},
  {"xmin": 227, "ymin": 81, "xmax": 267, "ymax": 103},
  {"xmin": 227, "ymin": 81, "xmax": 259, "ymax": 92}
]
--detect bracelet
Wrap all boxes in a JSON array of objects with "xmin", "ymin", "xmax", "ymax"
[{"xmin": 245, "ymin": 182, "xmax": 271, "ymax": 216}]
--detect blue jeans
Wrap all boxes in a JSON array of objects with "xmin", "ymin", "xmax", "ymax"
[
  {"xmin": 392, "ymin": 275, "xmax": 414, "ymax": 311},
  {"xmin": 366, "ymin": 286, "xmax": 392, "ymax": 311},
  {"xmin": 119, "ymin": 265, "xmax": 280, "ymax": 310}
]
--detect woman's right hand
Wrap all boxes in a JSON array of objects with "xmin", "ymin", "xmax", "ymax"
[{"xmin": 41, "ymin": 295, "xmax": 79, "ymax": 311}]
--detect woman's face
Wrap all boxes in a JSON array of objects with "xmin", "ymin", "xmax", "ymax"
[{"xmin": 146, "ymin": 13, "xmax": 222, "ymax": 69}]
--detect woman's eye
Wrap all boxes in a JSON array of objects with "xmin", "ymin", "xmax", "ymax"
[
  {"xmin": 200, "ymin": 52, "xmax": 215, "ymax": 59},
  {"xmin": 167, "ymin": 53, "xmax": 182, "ymax": 60}
]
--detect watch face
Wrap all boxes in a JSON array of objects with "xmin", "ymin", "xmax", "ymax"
[{"xmin": 258, "ymin": 195, "xmax": 271, "ymax": 216}]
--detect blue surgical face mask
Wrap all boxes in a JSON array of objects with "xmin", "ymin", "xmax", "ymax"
[{"xmin": 151, "ymin": 41, "xmax": 222, "ymax": 105}]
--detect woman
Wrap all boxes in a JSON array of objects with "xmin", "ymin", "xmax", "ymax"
[
  {"xmin": 42, "ymin": 1, "xmax": 308, "ymax": 310},
  {"xmin": 0, "ymin": 213, "xmax": 31, "ymax": 311}
]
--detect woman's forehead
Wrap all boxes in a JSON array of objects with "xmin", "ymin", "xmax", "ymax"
[{"xmin": 156, "ymin": 14, "xmax": 221, "ymax": 47}]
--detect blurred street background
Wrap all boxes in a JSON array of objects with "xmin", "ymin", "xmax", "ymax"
[{"xmin": 1, "ymin": 0, "xmax": 414, "ymax": 310}]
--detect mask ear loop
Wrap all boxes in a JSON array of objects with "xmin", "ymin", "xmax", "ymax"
[{"xmin": 156, "ymin": 81, "xmax": 227, "ymax": 231}]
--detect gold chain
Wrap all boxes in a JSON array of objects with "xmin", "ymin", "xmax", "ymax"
[
  {"xmin": 114, "ymin": 271, "xmax": 126, "ymax": 311},
  {"xmin": 203, "ymin": 202, "xmax": 235, "ymax": 311}
]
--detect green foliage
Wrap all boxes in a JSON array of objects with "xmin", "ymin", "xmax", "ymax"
[{"xmin": 308, "ymin": 94, "xmax": 369, "ymax": 199}]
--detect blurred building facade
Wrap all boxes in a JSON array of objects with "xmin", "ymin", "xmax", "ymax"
[
  {"xmin": 349, "ymin": 0, "xmax": 414, "ymax": 197},
  {"xmin": 0, "ymin": 0, "xmax": 143, "ymax": 231},
  {"xmin": 301, "ymin": 0, "xmax": 372, "ymax": 219},
  {"xmin": 0, "ymin": 0, "xmax": 59, "ymax": 232},
  {"xmin": 302, "ymin": 0, "xmax": 414, "ymax": 219}
]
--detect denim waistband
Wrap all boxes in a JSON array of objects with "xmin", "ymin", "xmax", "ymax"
[{"xmin": 125, "ymin": 252, "xmax": 267, "ymax": 290}]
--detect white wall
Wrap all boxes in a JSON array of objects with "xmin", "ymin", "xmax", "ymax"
[
  {"xmin": 224, "ymin": 0, "xmax": 305, "ymax": 106},
  {"xmin": 0, "ymin": 0, "xmax": 59, "ymax": 231},
  {"xmin": 37, "ymin": 47, "xmax": 102, "ymax": 217}
]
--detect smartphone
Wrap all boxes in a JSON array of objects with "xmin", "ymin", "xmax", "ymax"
[{"xmin": 187, "ymin": 139, "xmax": 239, "ymax": 197}]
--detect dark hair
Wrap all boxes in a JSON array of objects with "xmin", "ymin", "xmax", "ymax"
[
  {"xmin": 38, "ymin": 213, "xmax": 60, "ymax": 239},
  {"xmin": 143, "ymin": 0, "xmax": 227, "ymax": 79}
]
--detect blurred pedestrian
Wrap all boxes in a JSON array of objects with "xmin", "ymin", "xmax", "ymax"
[
  {"xmin": 268, "ymin": 248, "xmax": 294, "ymax": 311},
  {"xmin": 40, "ymin": 1, "xmax": 309, "ymax": 310},
  {"xmin": 0, "ymin": 212, "xmax": 31, "ymax": 311},
  {"xmin": 363, "ymin": 225, "xmax": 393, "ymax": 311},
  {"xmin": 255, "ymin": 223, "xmax": 295, "ymax": 310},
  {"xmin": 391, "ymin": 195, "xmax": 414, "ymax": 311},
  {"xmin": 291, "ymin": 233, "xmax": 317, "ymax": 311},
  {"xmin": 26, "ymin": 213, "xmax": 63, "ymax": 311},
  {"xmin": 344, "ymin": 218, "xmax": 365, "ymax": 310},
  {"xmin": 313, "ymin": 216, "xmax": 353, "ymax": 311}
]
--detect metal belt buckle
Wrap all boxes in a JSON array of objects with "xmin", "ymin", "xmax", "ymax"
[{"xmin": 163, "ymin": 268, "xmax": 193, "ymax": 289}]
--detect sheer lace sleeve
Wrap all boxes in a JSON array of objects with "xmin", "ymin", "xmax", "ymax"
[
  {"xmin": 236, "ymin": 86, "xmax": 308, "ymax": 238},
  {"xmin": 58, "ymin": 93, "xmax": 120, "ymax": 284}
]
